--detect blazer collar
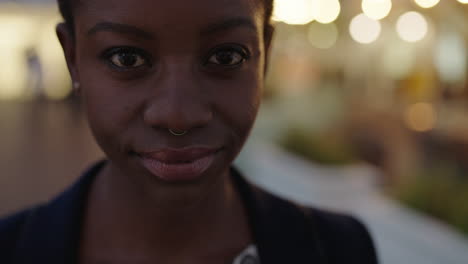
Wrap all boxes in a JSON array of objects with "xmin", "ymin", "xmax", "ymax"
[
  {"xmin": 232, "ymin": 169, "xmax": 325, "ymax": 263},
  {"xmin": 14, "ymin": 161, "xmax": 323, "ymax": 264}
]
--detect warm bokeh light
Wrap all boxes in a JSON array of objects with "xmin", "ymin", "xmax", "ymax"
[
  {"xmin": 414, "ymin": 0, "xmax": 440, "ymax": 8},
  {"xmin": 404, "ymin": 103, "xmax": 437, "ymax": 132},
  {"xmin": 362, "ymin": 0, "xmax": 393, "ymax": 20},
  {"xmin": 307, "ymin": 22, "xmax": 338, "ymax": 49},
  {"xmin": 456, "ymin": 0, "xmax": 468, "ymax": 3},
  {"xmin": 435, "ymin": 31, "xmax": 467, "ymax": 84},
  {"xmin": 396, "ymin": 11, "xmax": 428, "ymax": 42},
  {"xmin": 382, "ymin": 42, "xmax": 415, "ymax": 79},
  {"xmin": 349, "ymin": 14, "xmax": 381, "ymax": 44},
  {"xmin": 273, "ymin": 0, "xmax": 315, "ymax": 25},
  {"xmin": 273, "ymin": 0, "xmax": 340, "ymax": 25},
  {"xmin": 313, "ymin": 0, "xmax": 341, "ymax": 24}
]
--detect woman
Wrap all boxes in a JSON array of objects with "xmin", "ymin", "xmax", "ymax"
[{"xmin": 0, "ymin": 0, "xmax": 378, "ymax": 263}]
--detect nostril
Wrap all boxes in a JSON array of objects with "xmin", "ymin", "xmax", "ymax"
[{"xmin": 142, "ymin": 100, "xmax": 213, "ymax": 132}]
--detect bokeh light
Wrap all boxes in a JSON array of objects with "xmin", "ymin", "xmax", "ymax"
[
  {"xmin": 414, "ymin": 0, "xmax": 440, "ymax": 8},
  {"xmin": 456, "ymin": 0, "xmax": 468, "ymax": 3},
  {"xmin": 313, "ymin": 0, "xmax": 341, "ymax": 24},
  {"xmin": 382, "ymin": 42, "xmax": 415, "ymax": 79},
  {"xmin": 349, "ymin": 14, "xmax": 381, "ymax": 44},
  {"xmin": 396, "ymin": 11, "xmax": 428, "ymax": 42},
  {"xmin": 273, "ymin": 0, "xmax": 315, "ymax": 25},
  {"xmin": 362, "ymin": 0, "xmax": 393, "ymax": 20},
  {"xmin": 434, "ymin": 31, "xmax": 467, "ymax": 84},
  {"xmin": 404, "ymin": 103, "xmax": 437, "ymax": 132},
  {"xmin": 307, "ymin": 22, "xmax": 338, "ymax": 49}
]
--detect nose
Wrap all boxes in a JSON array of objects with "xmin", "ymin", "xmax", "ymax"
[{"xmin": 142, "ymin": 65, "xmax": 213, "ymax": 132}]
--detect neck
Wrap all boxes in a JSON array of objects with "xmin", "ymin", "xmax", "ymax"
[{"xmin": 81, "ymin": 162, "xmax": 251, "ymax": 257}]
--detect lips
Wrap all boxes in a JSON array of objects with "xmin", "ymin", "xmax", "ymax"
[{"xmin": 137, "ymin": 147, "xmax": 219, "ymax": 182}]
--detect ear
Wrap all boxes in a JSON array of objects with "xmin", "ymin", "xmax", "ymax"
[
  {"xmin": 263, "ymin": 23, "xmax": 275, "ymax": 75},
  {"xmin": 56, "ymin": 23, "xmax": 79, "ymax": 84}
]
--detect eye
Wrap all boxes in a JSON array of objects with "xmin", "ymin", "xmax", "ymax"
[
  {"xmin": 205, "ymin": 45, "xmax": 250, "ymax": 67},
  {"xmin": 110, "ymin": 53, "xmax": 145, "ymax": 68},
  {"xmin": 102, "ymin": 47, "xmax": 151, "ymax": 69}
]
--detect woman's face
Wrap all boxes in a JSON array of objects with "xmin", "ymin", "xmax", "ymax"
[{"xmin": 58, "ymin": 0, "xmax": 272, "ymax": 185}]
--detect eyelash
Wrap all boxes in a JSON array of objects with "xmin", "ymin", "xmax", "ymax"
[
  {"xmin": 100, "ymin": 44, "xmax": 251, "ymax": 72},
  {"xmin": 204, "ymin": 44, "xmax": 251, "ymax": 68},
  {"xmin": 101, "ymin": 46, "xmax": 152, "ymax": 71}
]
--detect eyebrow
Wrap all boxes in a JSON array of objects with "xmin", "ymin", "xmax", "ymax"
[
  {"xmin": 201, "ymin": 17, "xmax": 258, "ymax": 36},
  {"xmin": 87, "ymin": 22, "xmax": 154, "ymax": 39},
  {"xmin": 87, "ymin": 17, "xmax": 257, "ymax": 39}
]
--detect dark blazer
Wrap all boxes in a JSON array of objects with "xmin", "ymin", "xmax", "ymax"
[{"xmin": 0, "ymin": 161, "xmax": 378, "ymax": 264}]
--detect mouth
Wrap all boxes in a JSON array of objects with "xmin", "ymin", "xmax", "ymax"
[{"xmin": 136, "ymin": 147, "xmax": 220, "ymax": 182}]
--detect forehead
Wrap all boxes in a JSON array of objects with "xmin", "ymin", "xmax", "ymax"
[{"xmin": 75, "ymin": 0, "xmax": 264, "ymax": 34}]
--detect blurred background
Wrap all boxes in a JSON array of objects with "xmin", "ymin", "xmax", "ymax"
[{"xmin": 1, "ymin": 0, "xmax": 468, "ymax": 262}]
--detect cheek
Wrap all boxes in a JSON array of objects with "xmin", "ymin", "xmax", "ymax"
[
  {"xmin": 211, "ymin": 71, "xmax": 263, "ymax": 143},
  {"xmin": 80, "ymin": 75, "xmax": 140, "ymax": 157}
]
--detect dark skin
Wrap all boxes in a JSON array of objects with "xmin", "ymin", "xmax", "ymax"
[{"xmin": 57, "ymin": 0, "xmax": 273, "ymax": 263}]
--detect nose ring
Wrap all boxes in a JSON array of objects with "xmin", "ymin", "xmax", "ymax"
[{"xmin": 168, "ymin": 129, "xmax": 188, "ymax": 136}]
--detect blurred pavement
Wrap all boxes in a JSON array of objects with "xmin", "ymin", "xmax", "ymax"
[
  {"xmin": 236, "ymin": 142, "xmax": 468, "ymax": 264},
  {"xmin": 0, "ymin": 101, "xmax": 102, "ymax": 216}
]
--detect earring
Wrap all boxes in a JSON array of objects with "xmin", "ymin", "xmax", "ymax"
[{"xmin": 73, "ymin": 81, "xmax": 80, "ymax": 90}]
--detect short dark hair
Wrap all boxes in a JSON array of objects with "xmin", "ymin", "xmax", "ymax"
[{"xmin": 57, "ymin": 0, "xmax": 274, "ymax": 34}]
